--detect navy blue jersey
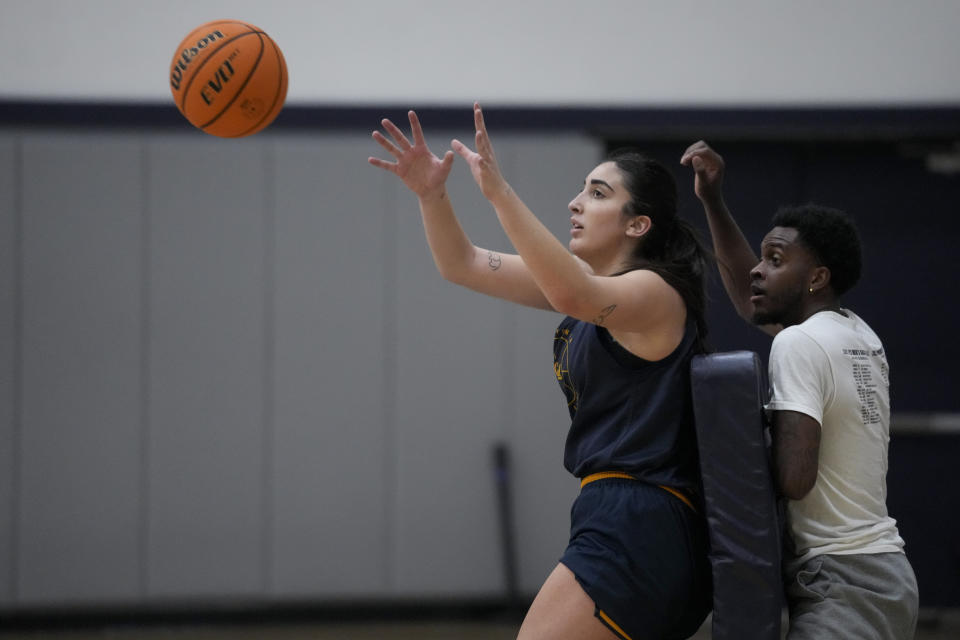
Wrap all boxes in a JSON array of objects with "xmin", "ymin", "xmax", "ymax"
[{"xmin": 553, "ymin": 315, "xmax": 702, "ymax": 489}]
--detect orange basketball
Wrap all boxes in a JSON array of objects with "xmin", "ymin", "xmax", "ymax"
[{"xmin": 169, "ymin": 20, "xmax": 288, "ymax": 138}]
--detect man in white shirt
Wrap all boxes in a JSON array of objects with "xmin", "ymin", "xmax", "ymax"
[{"xmin": 681, "ymin": 141, "xmax": 918, "ymax": 639}]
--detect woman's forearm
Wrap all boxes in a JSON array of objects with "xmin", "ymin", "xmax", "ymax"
[
  {"xmin": 487, "ymin": 186, "xmax": 588, "ymax": 311},
  {"xmin": 417, "ymin": 189, "xmax": 478, "ymax": 283}
]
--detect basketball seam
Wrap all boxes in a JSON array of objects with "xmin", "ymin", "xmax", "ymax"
[
  {"xmin": 230, "ymin": 35, "xmax": 287, "ymax": 137},
  {"xmin": 199, "ymin": 32, "xmax": 267, "ymax": 130}
]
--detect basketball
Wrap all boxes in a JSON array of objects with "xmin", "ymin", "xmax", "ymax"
[{"xmin": 169, "ymin": 20, "xmax": 288, "ymax": 138}]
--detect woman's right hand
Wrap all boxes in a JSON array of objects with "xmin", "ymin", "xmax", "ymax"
[{"xmin": 368, "ymin": 110, "xmax": 455, "ymax": 201}]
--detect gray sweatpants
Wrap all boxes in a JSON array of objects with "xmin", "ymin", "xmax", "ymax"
[{"xmin": 785, "ymin": 552, "xmax": 918, "ymax": 640}]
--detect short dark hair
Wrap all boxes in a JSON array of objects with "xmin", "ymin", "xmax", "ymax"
[{"xmin": 771, "ymin": 204, "xmax": 862, "ymax": 295}]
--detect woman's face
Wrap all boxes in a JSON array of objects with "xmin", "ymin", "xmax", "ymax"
[{"xmin": 567, "ymin": 161, "xmax": 637, "ymax": 265}]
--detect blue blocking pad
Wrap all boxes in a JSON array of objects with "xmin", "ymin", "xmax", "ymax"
[{"xmin": 691, "ymin": 351, "xmax": 784, "ymax": 640}]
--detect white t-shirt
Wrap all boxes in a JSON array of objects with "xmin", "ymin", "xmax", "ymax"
[{"xmin": 767, "ymin": 309, "xmax": 905, "ymax": 567}]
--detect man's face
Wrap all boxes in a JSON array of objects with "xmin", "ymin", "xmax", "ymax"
[{"xmin": 749, "ymin": 226, "xmax": 819, "ymax": 327}]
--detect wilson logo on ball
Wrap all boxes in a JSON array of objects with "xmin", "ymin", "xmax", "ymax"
[{"xmin": 169, "ymin": 30, "xmax": 226, "ymax": 91}]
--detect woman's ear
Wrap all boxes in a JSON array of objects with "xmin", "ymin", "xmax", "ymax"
[{"xmin": 625, "ymin": 215, "xmax": 652, "ymax": 238}]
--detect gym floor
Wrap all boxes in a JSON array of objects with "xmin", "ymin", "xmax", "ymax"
[{"xmin": 2, "ymin": 609, "xmax": 959, "ymax": 639}]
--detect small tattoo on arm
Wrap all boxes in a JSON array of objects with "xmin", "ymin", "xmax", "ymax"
[
  {"xmin": 593, "ymin": 304, "xmax": 617, "ymax": 325},
  {"xmin": 487, "ymin": 251, "xmax": 502, "ymax": 271}
]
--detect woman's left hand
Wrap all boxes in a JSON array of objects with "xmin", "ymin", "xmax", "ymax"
[{"xmin": 452, "ymin": 103, "xmax": 511, "ymax": 203}]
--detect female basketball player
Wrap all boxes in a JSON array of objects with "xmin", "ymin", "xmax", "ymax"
[{"xmin": 369, "ymin": 104, "xmax": 712, "ymax": 640}]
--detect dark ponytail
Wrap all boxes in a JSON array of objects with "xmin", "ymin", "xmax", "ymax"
[{"xmin": 608, "ymin": 149, "xmax": 712, "ymax": 352}]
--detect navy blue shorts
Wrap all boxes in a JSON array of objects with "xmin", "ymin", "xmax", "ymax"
[{"xmin": 559, "ymin": 477, "xmax": 712, "ymax": 640}]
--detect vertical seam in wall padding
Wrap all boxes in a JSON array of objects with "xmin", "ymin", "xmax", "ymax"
[
  {"xmin": 261, "ymin": 139, "xmax": 277, "ymax": 594},
  {"xmin": 10, "ymin": 136, "xmax": 23, "ymax": 603},
  {"xmin": 501, "ymin": 307, "xmax": 517, "ymax": 432},
  {"xmin": 381, "ymin": 171, "xmax": 398, "ymax": 591},
  {"xmin": 138, "ymin": 137, "xmax": 152, "ymax": 600}
]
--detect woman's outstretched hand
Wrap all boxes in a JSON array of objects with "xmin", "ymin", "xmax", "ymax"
[
  {"xmin": 368, "ymin": 110, "xmax": 455, "ymax": 201},
  {"xmin": 452, "ymin": 103, "xmax": 511, "ymax": 203}
]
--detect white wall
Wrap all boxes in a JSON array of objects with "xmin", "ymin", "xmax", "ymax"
[{"xmin": 1, "ymin": 0, "xmax": 958, "ymax": 106}]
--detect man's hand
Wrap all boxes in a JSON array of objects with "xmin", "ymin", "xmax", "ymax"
[{"xmin": 681, "ymin": 140, "xmax": 726, "ymax": 206}]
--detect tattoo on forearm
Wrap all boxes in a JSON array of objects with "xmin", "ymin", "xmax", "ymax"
[
  {"xmin": 593, "ymin": 304, "xmax": 617, "ymax": 325},
  {"xmin": 487, "ymin": 251, "xmax": 502, "ymax": 271}
]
